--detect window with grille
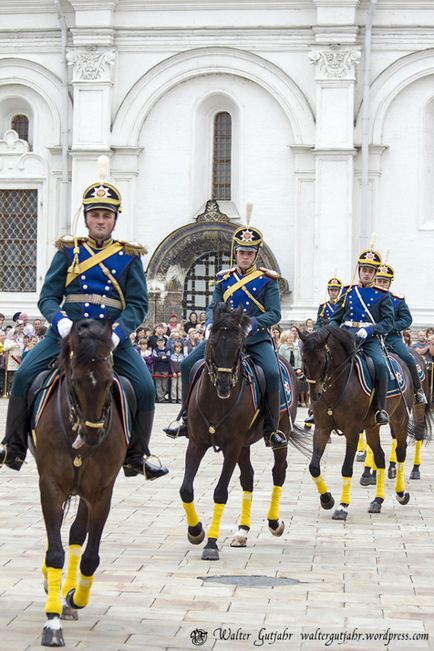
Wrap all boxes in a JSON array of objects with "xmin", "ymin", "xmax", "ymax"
[
  {"xmin": 11, "ymin": 114, "xmax": 29, "ymax": 142},
  {"xmin": 212, "ymin": 112, "xmax": 232, "ymax": 200},
  {"xmin": 183, "ymin": 250, "xmax": 231, "ymax": 315},
  {"xmin": 0, "ymin": 190, "xmax": 38, "ymax": 292}
]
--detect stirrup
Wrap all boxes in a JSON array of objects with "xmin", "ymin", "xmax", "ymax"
[
  {"xmin": 163, "ymin": 418, "xmax": 187, "ymax": 439},
  {"xmin": 265, "ymin": 430, "xmax": 288, "ymax": 450},
  {"xmin": 415, "ymin": 389, "xmax": 427, "ymax": 405}
]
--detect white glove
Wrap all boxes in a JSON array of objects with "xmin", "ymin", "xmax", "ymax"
[
  {"xmin": 205, "ymin": 323, "xmax": 212, "ymax": 340},
  {"xmin": 355, "ymin": 328, "xmax": 368, "ymax": 340},
  {"xmin": 111, "ymin": 332, "xmax": 120, "ymax": 350},
  {"xmin": 57, "ymin": 317, "xmax": 73, "ymax": 338}
]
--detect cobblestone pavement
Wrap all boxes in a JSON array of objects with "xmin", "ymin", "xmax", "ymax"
[{"xmin": 1, "ymin": 399, "xmax": 434, "ymax": 651}]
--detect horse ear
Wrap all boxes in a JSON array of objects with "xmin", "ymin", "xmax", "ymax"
[{"xmin": 297, "ymin": 327, "xmax": 307, "ymax": 342}]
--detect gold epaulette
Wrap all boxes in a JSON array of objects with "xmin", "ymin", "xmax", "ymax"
[
  {"xmin": 215, "ymin": 267, "xmax": 237, "ymax": 283},
  {"xmin": 392, "ymin": 292, "xmax": 405, "ymax": 299},
  {"xmin": 55, "ymin": 235, "xmax": 85, "ymax": 251},
  {"xmin": 375, "ymin": 286, "xmax": 390, "ymax": 294},
  {"xmin": 119, "ymin": 240, "xmax": 148, "ymax": 256},
  {"xmin": 258, "ymin": 266, "xmax": 280, "ymax": 280}
]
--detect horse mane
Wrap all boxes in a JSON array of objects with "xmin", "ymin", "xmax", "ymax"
[
  {"xmin": 58, "ymin": 319, "xmax": 113, "ymax": 370},
  {"xmin": 327, "ymin": 325, "xmax": 356, "ymax": 357},
  {"xmin": 301, "ymin": 325, "xmax": 355, "ymax": 357},
  {"xmin": 212, "ymin": 302, "xmax": 251, "ymax": 336}
]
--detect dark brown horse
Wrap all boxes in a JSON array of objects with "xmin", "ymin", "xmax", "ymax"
[
  {"xmin": 299, "ymin": 325, "xmax": 433, "ymax": 521},
  {"xmin": 180, "ymin": 303, "xmax": 307, "ymax": 561},
  {"xmin": 33, "ymin": 320, "xmax": 126, "ymax": 647}
]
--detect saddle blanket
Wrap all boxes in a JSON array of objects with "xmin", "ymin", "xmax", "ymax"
[
  {"xmin": 242, "ymin": 357, "xmax": 295, "ymax": 414},
  {"xmin": 32, "ymin": 369, "xmax": 132, "ymax": 444},
  {"xmin": 354, "ymin": 354, "xmax": 407, "ymax": 398}
]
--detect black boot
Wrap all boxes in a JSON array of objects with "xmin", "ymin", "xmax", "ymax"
[
  {"xmin": 263, "ymin": 391, "xmax": 288, "ymax": 450},
  {"xmin": 374, "ymin": 374, "xmax": 389, "ymax": 426},
  {"xmin": 0, "ymin": 395, "xmax": 28, "ymax": 471},
  {"xmin": 407, "ymin": 361, "xmax": 427, "ymax": 404},
  {"xmin": 123, "ymin": 410, "xmax": 169, "ymax": 480},
  {"xmin": 163, "ymin": 383, "xmax": 189, "ymax": 438}
]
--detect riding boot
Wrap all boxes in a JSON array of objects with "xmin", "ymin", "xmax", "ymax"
[
  {"xmin": 123, "ymin": 410, "xmax": 169, "ymax": 480},
  {"xmin": 163, "ymin": 383, "xmax": 189, "ymax": 438},
  {"xmin": 263, "ymin": 391, "xmax": 288, "ymax": 450},
  {"xmin": 407, "ymin": 363, "xmax": 427, "ymax": 404},
  {"xmin": 374, "ymin": 374, "xmax": 389, "ymax": 426},
  {"xmin": 0, "ymin": 396, "xmax": 29, "ymax": 471}
]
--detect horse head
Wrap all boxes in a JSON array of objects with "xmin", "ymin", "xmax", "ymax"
[
  {"xmin": 59, "ymin": 319, "xmax": 114, "ymax": 448},
  {"xmin": 298, "ymin": 326, "xmax": 332, "ymax": 401},
  {"xmin": 205, "ymin": 303, "xmax": 251, "ymax": 399}
]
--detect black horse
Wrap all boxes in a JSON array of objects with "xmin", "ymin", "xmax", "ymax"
[
  {"xmin": 33, "ymin": 320, "xmax": 126, "ymax": 647},
  {"xmin": 180, "ymin": 303, "xmax": 308, "ymax": 561}
]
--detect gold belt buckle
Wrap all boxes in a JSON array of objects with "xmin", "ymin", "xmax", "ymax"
[{"xmin": 353, "ymin": 321, "xmax": 360, "ymax": 328}]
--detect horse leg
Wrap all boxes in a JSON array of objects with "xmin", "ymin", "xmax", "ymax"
[
  {"xmin": 360, "ymin": 444, "xmax": 376, "ymax": 486},
  {"xmin": 395, "ymin": 427, "xmax": 410, "ymax": 505},
  {"xmin": 61, "ymin": 498, "xmax": 89, "ymax": 621},
  {"xmin": 267, "ymin": 446, "xmax": 288, "ymax": 536},
  {"xmin": 410, "ymin": 439, "xmax": 422, "ymax": 480},
  {"xmin": 202, "ymin": 444, "xmax": 240, "ymax": 561},
  {"xmin": 309, "ymin": 427, "xmax": 335, "ymax": 511},
  {"xmin": 388, "ymin": 425, "xmax": 397, "ymax": 479},
  {"xmin": 231, "ymin": 446, "xmax": 253, "ymax": 548},
  {"xmin": 39, "ymin": 478, "xmax": 66, "ymax": 647},
  {"xmin": 65, "ymin": 488, "xmax": 113, "ymax": 611},
  {"xmin": 356, "ymin": 432, "xmax": 367, "ymax": 462},
  {"xmin": 365, "ymin": 428, "xmax": 385, "ymax": 514},
  {"xmin": 332, "ymin": 432, "xmax": 358, "ymax": 521},
  {"xmin": 180, "ymin": 441, "xmax": 208, "ymax": 545}
]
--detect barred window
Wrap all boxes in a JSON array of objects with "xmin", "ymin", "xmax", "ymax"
[
  {"xmin": 0, "ymin": 190, "xmax": 38, "ymax": 292},
  {"xmin": 183, "ymin": 250, "xmax": 230, "ymax": 315},
  {"xmin": 212, "ymin": 112, "xmax": 232, "ymax": 200},
  {"xmin": 11, "ymin": 114, "xmax": 29, "ymax": 142}
]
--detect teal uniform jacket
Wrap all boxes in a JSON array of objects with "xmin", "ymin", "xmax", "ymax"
[
  {"xmin": 181, "ymin": 266, "xmax": 281, "ymax": 391},
  {"xmin": 385, "ymin": 293, "xmax": 417, "ymax": 374},
  {"xmin": 328, "ymin": 284, "xmax": 394, "ymax": 379},
  {"xmin": 11, "ymin": 236, "xmax": 155, "ymax": 410}
]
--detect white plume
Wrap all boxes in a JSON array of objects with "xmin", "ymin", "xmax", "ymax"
[
  {"xmin": 97, "ymin": 155, "xmax": 110, "ymax": 182},
  {"xmin": 245, "ymin": 202, "xmax": 254, "ymax": 225}
]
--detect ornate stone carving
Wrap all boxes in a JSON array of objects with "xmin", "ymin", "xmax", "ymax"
[
  {"xmin": 309, "ymin": 44, "xmax": 361, "ymax": 80},
  {"xmin": 67, "ymin": 47, "xmax": 116, "ymax": 81},
  {"xmin": 195, "ymin": 199, "xmax": 230, "ymax": 223}
]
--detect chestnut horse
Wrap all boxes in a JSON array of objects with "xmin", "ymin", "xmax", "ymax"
[
  {"xmin": 180, "ymin": 303, "xmax": 308, "ymax": 561},
  {"xmin": 299, "ymin": 325, "xmax": 432, "ymax": 521},
  {"xmin": 33, "ymin": 320, "xmax": 126, "ymax": 647}
]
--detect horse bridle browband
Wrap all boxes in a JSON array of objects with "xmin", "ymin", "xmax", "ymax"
[{"xmin": 204, "ymin": 326, "xmax": 241, "ymax": 389}]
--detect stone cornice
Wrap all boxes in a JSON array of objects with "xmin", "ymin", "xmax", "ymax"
[{"xmin": 118, "ymin": 0, "xmax": 313, "ymax": 9}]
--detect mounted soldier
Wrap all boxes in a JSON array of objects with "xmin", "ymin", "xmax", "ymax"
[
  {"xmin": 164, "ymin": 213, "xmax": 287, "ymax": 450},
  {"xmin": 0, "ymin": 158, "xmax": 168, "ymax": 480},
  {"xmin": 315, "ymin": 277, "xmax": 343, "ymax": 329},
  {"xmin": 375, "ymin": 261, "xmax": 426, "ymax": 405},
  {"xmin": 328, "ymin": 246, "xmax": 394, "ymax": 426}
]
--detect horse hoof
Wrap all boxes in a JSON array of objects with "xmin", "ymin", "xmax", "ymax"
[
  {"xmin": 368, "ymin": 500, "xmax": 382, "ymax": 514},
  {"xmin": 41, "ymin": 621, "xmax": 65, "ymax": 647},
  {"xmin": 396, "ymin": 492, "xmax": 410, "ymax": 505},
  {"xmin": 201, "ymin": 547, "xmax": 220, "ymax": 561},
  {"xmin": 268, "ymin": 520, "xmax": 285, "ymax": 537},
  {"xmin": 188, "ymin": 523, "xmax": 205, "ymax": 545},
  {"xmin": 61, "ymin": 604, "xmax": 78, "ymax": 621},
  {"xmin": 356, "ymin": 451, "xmax": 366, "ymax": 462},
  {"xmin": 360, "ymin": 473, "xmax": 375, "ymax": 486},
  {"xmin": 320, "ymin": 492, "xmax": 335, "ymax": 510},
  {"xmin": 230, "ymin": 535, "xmax": 247, "ymax": 547},
  {"xmin": 388, "ymin": 465, "xmax": 397, "ymax": 479},
  {"xmin": 332, "ymin": 507, "xmax": 348, "ymax": 521},
  {"xmin": 410, "ymin": 468, "xmax": 421, "ymax": 480}
]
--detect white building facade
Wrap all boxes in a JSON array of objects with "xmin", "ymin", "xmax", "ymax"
[{"xmin": 0, "ymin": 0, "xmax": 433, "ymax": 324}]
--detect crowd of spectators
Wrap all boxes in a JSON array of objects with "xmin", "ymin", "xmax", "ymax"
[{"xmin": 1, "ymin": 308, "xmax": 434, "ymax": 405}]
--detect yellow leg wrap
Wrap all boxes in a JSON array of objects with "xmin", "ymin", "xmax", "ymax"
[
  {"xmin": 267, "ymin": 486, "xmax": 282, "ymax": 521},
  {"xmin": 389, "ymin": 438, "xmax": 397, "ymax": 463},
  {"xmin": 182, "ymin": 501, "xmax": 199, "ymax": 527},
  {"xmin": 357, "ymin": 432, "xmax": 366, "ymax": 453},
  {"xmin": 396, "ymin": 462, "xmax": 405, "ymax": 493},
  {"xmin": 240, "ymin": 491, "xmax": 253, "ymax": 528},
  {"xmin": 45, "ymin": 567, "xmax": 62, "ymax": 615},
  {"xmin": 207, "ymin": 503, "xmax": 225, "ymax": 540},
  {"xmin": 365, "ymin": 445, "xmax": 375, "ymax": 470},
  {"xmin": 62, "ymin": 544, "xmax": 81, "ymax": 598},
  {"xmin": 340, "ymin": 476, "xmax": 352, "ymax": 505},
  {"xmin": 73, "ymin": 573, "xmax": 94, "ymax": 609},
  {"xmin": 312, "ymin": 474, "xmax": 328, "ymax": 495},
  {"xmin": 375, "ymin": 468, "xmax": 385, "ymax": 500},
  {"xmin": 414, "ymin": 440, "xmax": 422, "ymax": 466}
]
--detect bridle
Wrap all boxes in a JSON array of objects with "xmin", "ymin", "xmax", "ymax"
[{"xmin": 204, "ymin": 326, "xmax": 241, "ymax": 390}]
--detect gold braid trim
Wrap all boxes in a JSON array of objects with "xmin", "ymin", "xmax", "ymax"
[{"xmin": 120, "ymin": 241, "xmax": 148, "ymax": 256}]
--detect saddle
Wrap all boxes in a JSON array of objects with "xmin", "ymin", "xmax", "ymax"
[
  {"xmin": 28, "ymin": 369, "xmax": 135, "ymax": 445},
  {"xmin": 187, "ymin": 354, "xmax": 294, "ymax": 415},
  {"xmin": 354, "ymin": 352, "xmax": 407, "ymax": 398}
]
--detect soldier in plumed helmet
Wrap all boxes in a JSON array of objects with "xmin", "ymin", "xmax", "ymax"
[
  {"xmin": 0, "ymin": 158, "xmax": 168, "ymax": 480},
  {"xmin": 164, "ymin": 211, "xmax": 287, "ymax": 450},
  {"xmin": 328, "ymin": 246, "xmax": 394, "ymax": 425},
  {"xmin": 315, "ymin": 277, "xmax": 343, "ymax": 329},
  {"xmin": 375, "ymin": 261, "xmax": 426, "ymax": 405}
]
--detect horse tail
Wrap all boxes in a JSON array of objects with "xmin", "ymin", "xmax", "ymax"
[
  {"xmin": 287, "ymin": 422, "xmax": 313, "ymax": 458},
  {"xmin": 407, "ymin": 401, "xmax": 434, "ymax": 444},
  {"xmin": 62, "ymin": 495, "xmax": 75, "ymax": 524}
]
